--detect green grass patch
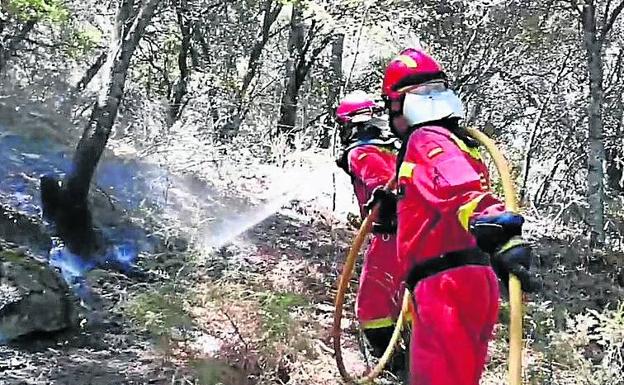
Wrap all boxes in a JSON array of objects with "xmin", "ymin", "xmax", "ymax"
[
  {"xmin": 125, "ymin": 285, "xmax": 194, "ymax": 337},
  {"xmin": 191, "ymin": 358, "xmax": 246, "ymax": 385},
  {"xmin": 258, "ymin": 291, "xmax": 307, "ymax": 342},
  {"xmin": 0, "ymin": 250, "xmax": 26, "ymax": 264}
]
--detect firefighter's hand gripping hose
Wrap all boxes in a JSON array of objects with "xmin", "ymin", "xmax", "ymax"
[
  {"xmin": 332, "ymin": 128, "xmax": 524, "ymax": 385},
  {"xmin": 331, "ymin": 179, "xmax": 407, "ymax": 384}
]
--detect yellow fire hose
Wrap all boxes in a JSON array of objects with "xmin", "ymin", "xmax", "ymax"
[
  {"xmin": 332, "ymin": 128, "xmax": 524, "ymax": 385},
  {"xmin": 332, "ymin": 180, "xmax": 411, "ymax": 384},
  {"xmin": 467, "ymin": 127, "xmax": 524, "ymax": 385}
]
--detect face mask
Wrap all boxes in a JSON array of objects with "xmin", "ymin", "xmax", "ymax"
[{"xmin": 402, "ymin": 89, "xmax": 465, "ymax": 127}]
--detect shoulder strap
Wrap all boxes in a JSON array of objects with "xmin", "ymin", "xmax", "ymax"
[{"xmin": 395, "ymin": 124, "xmax": 419, "ymax": 180}]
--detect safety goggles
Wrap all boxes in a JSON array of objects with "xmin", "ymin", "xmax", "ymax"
[
  {"xmin": 349, "ymin": 113, "xmax": 373, "ymax": 123},
  {"xmin": 339, "ymin": 106, "xmax": 383, "ymax": 123},
  {"xmin": 397, "ymin": 80, "xmax": 449, "ymax": 96}
]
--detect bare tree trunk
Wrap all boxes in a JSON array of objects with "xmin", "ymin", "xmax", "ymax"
[
  {"xmin": 239, "ymin": 0, "xmax": 282, "ymax": 100},
  {"xmin": 583, "ymin": 2, "xmax": 606, "ymax": 248},
  {"xmin": 169, "ymin": 0, "xmax": 192, "ymax": 124},
  {"xmin": 71, "ymin": 0, "xmax": 137, "ymax": 94},
  {"xmin": 41, "ymin": 0, "xmax": 162, "ymax": 256},
  {"xmin": 320, "ymin": 33, "xmax": 344, "ymax": 149},
  {"xmin": 277, "ymin": 4, "xmax": 305, "ymax": 139}
]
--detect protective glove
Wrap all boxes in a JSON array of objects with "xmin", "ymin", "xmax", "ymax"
[
  {"xmin": 364, "ymin": 186, "xmax": 397, "ymax": 234},
  {"xmin": 335, "ymin": 151, "xmax": 349, "ymax": 174},
  {"xmin": 469, "ymin": 212, "xmax": 524, "ymax": 254},
  {"xmin": 491, "ymin": 237, "xmax": 539, "ymax": 293},
  {"xmin": 469, "ymin": 212, "xmax": 539, "ymax": 292}
]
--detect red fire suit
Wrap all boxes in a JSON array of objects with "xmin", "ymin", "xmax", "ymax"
[
  {"xmin": 347, "ymin": 144, "xmax": 404, "ymax": 330},
  {"xmin": 396, "ymin": 126, "xmax": 505, "ymax": 385}
]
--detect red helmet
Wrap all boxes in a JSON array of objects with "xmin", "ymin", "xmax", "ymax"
[
  {"xmin": 381, "ymin": 48, "xmax": 446, "ymax": 102},
  {"xmin": 335, "ymin": 91, "xmax": 381, "ymax": 124}
]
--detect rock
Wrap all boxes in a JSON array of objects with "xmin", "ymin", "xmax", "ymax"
[{"xmin": 0, "ymin": 249, "xmax": 79, "ymax": 343}]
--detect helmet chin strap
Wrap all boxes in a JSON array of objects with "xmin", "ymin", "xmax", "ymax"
[{"xmin": 387, "ymin": 95, "xmax": 408, "ymax": 138}]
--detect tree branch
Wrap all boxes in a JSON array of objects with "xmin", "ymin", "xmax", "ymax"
[
  {"xmin": 66, "ymin": 0, "xmax": 163, "ymax": 201},
  {"xmin": 568, "ymin": 0, "xmax": 583, "ymax": 14},
  {"xmin": 604, "ymin": 47, "xmax": 624, "ymax": 95},
  {"xmin": 303, "ymin": 33, "xmax": 334, "ymax": 75},
  {"xmin": 0, "ymin": 18, "xmax": 36, "ymax": 70},
  {"xmin": 520, "ymin": 52, "xmax": 572, "ymax": 201},
  {"xmin": 299, "ymin": 20, "xmax": 319, "ymax": 59},
  {"xmin": 169, "ymin": 0, "xmax": 193, "ymax": 124},
  {"xmin": 239, "ymin": 0, "xmax": 282, "ymax": 100},
  {"xmin": 73, "ymin": 51, "xmax": 108, "ymax": 93},
  {"xmin": 601, "ymin": 0, "xmax": 624, "ymax": 40}
]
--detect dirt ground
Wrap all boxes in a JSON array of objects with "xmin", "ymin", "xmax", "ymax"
[{"xmin": 2, "ymin": 199, "xmax": 623, "ymax": 385}]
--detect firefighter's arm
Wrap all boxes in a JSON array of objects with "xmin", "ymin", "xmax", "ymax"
[
  {"xmin": 349, "ymin": 146, "xmax": 397, "ymax": 233},
  {"xmin": 405, "ymin": 130, "xmax": 537, "ymax": 291},
  {"xmin": 347, "ymin": 146, "xmax": 395, "ymax": 192}
]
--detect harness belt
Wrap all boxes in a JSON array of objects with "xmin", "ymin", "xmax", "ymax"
[{"xmin": 405, "ymin": 248, "xmax": 490, "ymax": 292}]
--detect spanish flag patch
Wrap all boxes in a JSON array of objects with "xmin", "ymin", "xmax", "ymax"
[{"xmin": 427, "ymin": 147, "xmax": 443, "ymax": 159}]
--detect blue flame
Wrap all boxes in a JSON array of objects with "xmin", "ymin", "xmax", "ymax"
[
  {"xmin": 49, "ymin": 238, "xmax": 97, "ymax": 305},
  {"xmin": 49, "ymin": 239, "xmax": 96, "ymax": 277},
  {"xmin": 111, "ymin": 242, "xmax": 138, "ymax": 267},
  {"xmin": 48, "ymin": 237, "xmax": 140, "ymax": 304},
  {"xmin": 0, "ymin": 128, "xmax": 162, "ymax": 303},
  {"xmin": 0, "ymin": 132, "xmax": 169, "ymax": 218}
]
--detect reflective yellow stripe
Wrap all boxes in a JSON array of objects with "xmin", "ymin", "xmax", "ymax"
[
  {"xmin": 427, "ymin": 147, "xmax": 443, "ymax": 159},
  {"xmin": 378, "ymin": 147, "xmax": 398, "ymax": 155},
  {"xmin": 457, "ymin": 194, "xmax": 487, "ymax": 230},
  {"xmin": 498, "ymin": 237, "xmax": 526, "ymax": 254},
  {"xmin": 450, "ymin": 133, "xmax": 482, "ymax": 160},
  {"xmin": 397, "ymin": 55, "xmax": 418, "ymax": 68},
  {"xmin": 399, "ymin": 161, "xmax": 415, "ymax": 179},
  {"xmin": 361, "ymin": 317, "xmax": 395, "ymax": 329}
]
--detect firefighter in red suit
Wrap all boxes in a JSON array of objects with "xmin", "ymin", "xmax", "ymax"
[
  {"xmin": 369, "ymin": 48, "xmax": 538, "ymax": 385},
  {"xmin": 335, "ymin": 91, "xmax": 406, "ymax": 366}
]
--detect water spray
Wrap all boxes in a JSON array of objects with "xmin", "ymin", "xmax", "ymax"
[{"xmin": 201, "ymin": 165, "xmax": 337, "ymax": 252}]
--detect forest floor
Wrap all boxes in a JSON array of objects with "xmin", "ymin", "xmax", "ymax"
[
  {"xmin": 0, "ymin": 199, "xmax": 368, "ymax": 385},
  {"xmin": 1, "ymin": 152, "xmax": 624, "ymax": 385}
]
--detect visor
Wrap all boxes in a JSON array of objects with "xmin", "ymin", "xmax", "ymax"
[
  {"xmin": 350, "ymin": 113, "xmax": 373, "ymax": 123},
  {"xmin": 398, "ymin": 80, "xmax": 448, "ymax": 95},
  {"xmin": 402, "ymin": 89, "xmax": 465, "ymax": 127}
]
